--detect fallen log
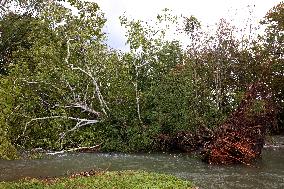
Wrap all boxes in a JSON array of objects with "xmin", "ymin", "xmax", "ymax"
[{"xmin": 46, "ymin": 144, "xmax": 101, "ymax": 155}]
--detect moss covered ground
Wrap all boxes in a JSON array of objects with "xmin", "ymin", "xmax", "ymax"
[{"xmin": 0, "ymin": 170, "xmax": 193, "ymax": 189}]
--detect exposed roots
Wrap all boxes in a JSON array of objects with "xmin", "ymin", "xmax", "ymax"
[
  {"xmin": 202, "ymin": 82, "xmax": 278, "ymax": 165},
  {"xmin": 155, "ymin": 82, "xmax": 278, "ymax": 165}
]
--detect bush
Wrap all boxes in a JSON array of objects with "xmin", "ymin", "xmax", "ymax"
[{"xmin": 0, "ymin": 128, "xmax": 18, "ymax": 160}]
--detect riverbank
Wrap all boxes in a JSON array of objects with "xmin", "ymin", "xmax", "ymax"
[{"xmin": 0, "ymin": 170, "xmax": 194, "ymax": 189}]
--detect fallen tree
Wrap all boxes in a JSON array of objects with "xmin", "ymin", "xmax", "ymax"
[
  {"xmin": 155, "ymin": 82, "xmax": 278, "ymax": 165},
  {"xmin": 201, "ymin": 82, "xmax": 278, "ymax": 165}
]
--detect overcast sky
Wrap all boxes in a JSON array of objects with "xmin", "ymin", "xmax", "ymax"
[{"xmin": 95, "ymin": 0, "xmax": 282, "ymax": 51}]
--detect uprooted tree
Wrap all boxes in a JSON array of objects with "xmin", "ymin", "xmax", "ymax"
[
  {"xmin": 155, "ymin": 82, "xmax": 278, "ymax": 165},
  {"xmin": 201, "ymin": 82, "xmax": 278, "ymax": 165}
]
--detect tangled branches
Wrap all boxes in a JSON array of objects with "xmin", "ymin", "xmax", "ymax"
[{"xmin": 202, "ymin": 82, "xmax": 278, "ymax": 165}]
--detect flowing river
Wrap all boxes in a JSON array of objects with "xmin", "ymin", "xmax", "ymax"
[{"xmin": 0, "ymin": 136, "xmax": 284, "ymax": 189}]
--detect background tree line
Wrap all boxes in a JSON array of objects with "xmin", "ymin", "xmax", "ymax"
[{"xmin": 0, "ymin": 0, "xmax": 283, "ymax": 159}]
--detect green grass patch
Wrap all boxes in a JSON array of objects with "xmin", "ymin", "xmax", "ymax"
[{"xmin": 0, "ymin": 170, "xmax": 193, "ymax": 189}]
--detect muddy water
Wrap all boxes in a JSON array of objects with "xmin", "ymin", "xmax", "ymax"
[{"xmin": 0, "ymin": 136, "xmax": 283, "ymax": 189}]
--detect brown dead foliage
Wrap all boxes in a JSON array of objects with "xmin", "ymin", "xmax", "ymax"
[{"xmin": 202, "ymin": 82, "xmax": 278, "ymax": 165}]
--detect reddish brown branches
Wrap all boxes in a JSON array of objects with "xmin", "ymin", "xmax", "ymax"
[{"xmin": 202, "ymin": 82, "xmax": 278, "ymax": 165}]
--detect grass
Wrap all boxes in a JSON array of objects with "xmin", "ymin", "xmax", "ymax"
[{"xmin": 0, "ymin": 170, "xmax": 193, "ymax": 189}]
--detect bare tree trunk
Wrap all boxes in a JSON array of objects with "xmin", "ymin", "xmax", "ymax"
[
  {"xmin": 66, "ymin": 39, "xmax": 109, "ymax": 116},
  {"xmin": 134, "ymin": 65, "xmax": 142, "ymax": 124}
]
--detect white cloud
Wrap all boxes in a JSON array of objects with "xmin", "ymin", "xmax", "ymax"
[{"xmin": 95, "ymin": 0, "xmax": 282, "ymax": 51}]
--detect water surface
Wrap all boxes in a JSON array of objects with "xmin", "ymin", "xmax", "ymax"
[{"xmin": 0, "ymin": 137, "xmax": 283, "ymax": 189}]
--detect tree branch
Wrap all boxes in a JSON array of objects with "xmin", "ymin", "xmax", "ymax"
[
  {"xmin": 58, "ymin": 102, "xmax": 101, "ymax": 117},
  {"xmin": 59, "ymin": 118, "xmax": 99, "ymax": 140},
  {"xmin": 65, "ymin": 39, "xmax": 109, "ymax": 116},
  {"xmin": 18, "ymin": 116, "xmax": 100, "ymax": 142}
]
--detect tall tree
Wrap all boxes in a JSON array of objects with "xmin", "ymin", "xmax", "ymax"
[{"xmin": 260, "ymin": 2, "xmax": 284, "ymax": 130}]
